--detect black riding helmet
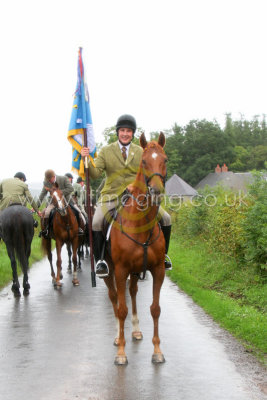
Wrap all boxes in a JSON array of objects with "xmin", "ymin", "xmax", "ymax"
[
  {"xmin": 14, "ymin": 172, "xmax": 26, "ymax": 182},
  {"xmin": 116, "ymin": 114, "xmax": 137, "ymax": 135},
  {"xmin": 65, "ymin": 173, "xmax": 73, "ymax": 179}
]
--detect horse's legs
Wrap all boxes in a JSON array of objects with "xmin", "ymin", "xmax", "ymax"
[
  {"xmin": 6, "ymin": 244, "xmax": 21, "ymax": 297},
  {"xmin": 114, "ymin": 271, "xmax": 128, "ymax": 365},
  {"xmin": 66, "ymin": 243, "xmax": 72, "ymax": 273},
  {"xmin": 104, "ymin": 274, "xmax": 119, "ymax": 345},
  {"xmin": 45, "ymin": 238, "xmax": 56, "ymax": 284},
  {"xmin": 71, "ymin": 237, "xmax": 80, "ymax": 286},
  {"xmin": 22, "ymin": 239, "xmax": 31, "ymax": 295},
  {"xmin": 85, "ymin": 244, "xmax": 89, "ymax": 258},
  {"xmin": 129, "ymin": 274, "xmax": 143, "ymax": 341},
  {"xmin": 55, "ymin": 241, "xmax": 63, "ymax": 287},
  {"xmin": 77, "ymin": 245, "xmax": 82, "ymax": 271},
  {"xmin": 150, "ymin": 268, "xmax": 165, "ymax": 363}
]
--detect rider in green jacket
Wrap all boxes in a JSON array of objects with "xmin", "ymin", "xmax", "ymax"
[{"xmin": 81, "ymin": 114, "xmax": 172, "ymax": 278}]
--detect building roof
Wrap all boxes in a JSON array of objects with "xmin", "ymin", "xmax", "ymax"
[
  {"xmin": 195, "ymin": 171, "xmax": 254, "ymax": 191},
  {"xmin": 165, "ymin": 174, "xmax": 198, "ymax": 196}
]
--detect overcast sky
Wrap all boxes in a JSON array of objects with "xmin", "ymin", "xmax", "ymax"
[{"xmin": 1, "ymin": 0, "xmax": 266, "ymax": 184}]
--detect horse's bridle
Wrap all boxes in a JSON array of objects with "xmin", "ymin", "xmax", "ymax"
[{"xmin": 144, "ymin": 172, "xmax": 167, "ymax": 188}]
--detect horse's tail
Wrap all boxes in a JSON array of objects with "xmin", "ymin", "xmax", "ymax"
[
  {"xmin": 12, "ymin": 213, "xmax": 33, "ymax": 274},
  {"xmin": 41, "ymin": 236, "xmax": 49, "ymax": 255}
]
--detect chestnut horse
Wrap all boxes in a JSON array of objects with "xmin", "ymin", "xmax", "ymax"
[
  {"xmin": 103, "ymin": 132, "xmax": 167, "ymax": 365},
  {"xmin": 41, "ymin": 184, "xmax": 80, "ymax": 287}
]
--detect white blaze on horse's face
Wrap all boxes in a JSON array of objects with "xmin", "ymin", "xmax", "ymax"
[
  {"xmin": 151, "ymin": 152, "xmax": 158, "ymax": 160},
  {"xmin": 53, "ymin": 191, "xmax": 67, "ymax": 216}
]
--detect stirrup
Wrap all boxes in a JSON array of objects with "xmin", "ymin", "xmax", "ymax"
[
  {"xmin": 164, "ymin": 254, "xmax": 172, "ymax": 271},
  {"xmin": 95, "ymin": 260, "xmax": 109, "ymax": 278},
  {"xmin": 39, "ymin": 229, "xmax": 48, "ymax": 239}
]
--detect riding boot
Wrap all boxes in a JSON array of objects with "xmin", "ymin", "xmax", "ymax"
[
  {"xmin": 39, "ymin": 218, "xmax": 49, "ymax": 239},
  {"xmin": 161, "ymin": 225, "xmax": 172, "ymax": 270},
  {"xmin": 92, "ymin": 230, "xmax": 109, "ymax": 278}
]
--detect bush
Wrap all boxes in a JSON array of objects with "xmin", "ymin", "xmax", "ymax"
[{"xmin": 165, "ymin": 175, "xmax": 267, "ymax": 276}]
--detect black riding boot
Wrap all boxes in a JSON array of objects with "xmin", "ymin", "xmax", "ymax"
[
  {"xmin": 39, "ymin": 218, "xmax": 49, "ymax": 239},
  {"xmin": 92, "ymin": 231, "xmax": 109, "ymax": 278},
  {"xmin": 161, "ymin": 225, "xmax": 172, "ymax": 270}
]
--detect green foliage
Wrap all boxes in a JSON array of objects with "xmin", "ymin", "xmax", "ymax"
[
  {"xmin": 242, "ymin": 174, "xmax": 267, "ymax": 273},
  {"xmin": 166, "ymin": 178, "xmax": 267, "ymax": 275}
]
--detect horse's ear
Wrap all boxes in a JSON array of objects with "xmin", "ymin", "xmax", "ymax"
[
  {"xmin": 140, "ymin": 132, "xmax": 147, "ymax": 149},
  {"xmin": 158, "ymin": 132, "xmax": 165, "ymax": 148},
  {"xmin": 54, "ymin": 182, "xmax": 59, "ymax": 189}
]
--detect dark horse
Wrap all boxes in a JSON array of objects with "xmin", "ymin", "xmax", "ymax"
[
  {"xmin": 0, "ymin": 205, "xmax": 34, "ymax": 297},
  {"xmin": 103, "ymin": 132, "xmax": 167, "ymax": 365},
  {"xmin": 41, "ymin": 184, "xmax": 80, "ymax": 288}
]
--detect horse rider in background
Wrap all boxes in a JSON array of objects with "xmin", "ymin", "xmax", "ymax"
[
  {"xmin": 81, "ymin": 114, "xmax": 172, "ymax": 278},
  {"xmin": 38, "ymin": 169, "xmax": 86, "ymax": 238},
  {"xmin": 0, "ymin": 172, "xmax": 42, "ymax": 223},
  {"xmin": 73, "ymin": 177, "xmax": 86, "ymax": 215},
  {"xmin": 65, "ymin": 172, "xmax": 74, "ymax": 185}
]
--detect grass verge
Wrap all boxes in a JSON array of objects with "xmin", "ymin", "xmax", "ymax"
[{"xmin": 168, "ymin": 235, "xmax": 267, "ymax": 367}]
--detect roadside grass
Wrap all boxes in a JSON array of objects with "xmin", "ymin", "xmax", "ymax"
[
  {"xmin": 0, "ymin": 233, "xmax": 44, "ymax": 289},
  {"xmin": 168, "ymin": 236, "xmax": 267, "ymax": 366}
]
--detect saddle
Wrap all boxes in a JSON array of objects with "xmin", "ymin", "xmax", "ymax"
[{"xmin": 47, "ymin": 205, "xmax": 81, "ymax": 236}]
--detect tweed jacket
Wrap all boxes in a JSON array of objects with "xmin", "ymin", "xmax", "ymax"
[
  {"xmin": 88, "ymin": 140, "xmax": 143, "ymax": 202},
  {"xmin": 38, "ymin": 175, "xmax": 74, "ymax": 206},
  {"xmin": 73, "ymin": 182, "xmax": 85, "ymax": 208},
  {"xmin": 0, "ymin": 178, "xmax": 39, "ymax": 212}
]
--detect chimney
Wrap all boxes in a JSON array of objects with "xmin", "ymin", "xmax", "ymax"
[
  {"xmin": 221, "ymin": 163, "xmax": 228, "ymax": 172},
  {"xmin": 215, "ymin": 164, "xmax": 221, "ymax": 173}
]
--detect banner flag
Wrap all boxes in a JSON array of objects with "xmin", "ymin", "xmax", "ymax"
[{"xmin": 67, "ymin": 48, "xmax": 97, "ymax": 178}]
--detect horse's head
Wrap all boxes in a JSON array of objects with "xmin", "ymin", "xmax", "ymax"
[
  {"xmin": 45, "ymin": 183, "xmax": 68, "ymax": 216},
  {"xmin": 139, "ymin": 132, "xmax": 167, "ymax": 204}
]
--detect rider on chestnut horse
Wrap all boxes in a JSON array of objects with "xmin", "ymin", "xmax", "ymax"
[
  {"xmin": 81, "ymin": 114, "xmax": 172, "ymax": 278},
  {"xmin": 38, "ymin": 170, "xmax": 86, "ymax": 238}
]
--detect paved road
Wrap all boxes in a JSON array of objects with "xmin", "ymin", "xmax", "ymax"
[{"xmin": 0, "ymin": 249, "xmax": 266, "ymax": 400}]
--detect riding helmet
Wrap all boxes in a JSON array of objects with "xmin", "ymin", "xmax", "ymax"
[
  {"xmin": 116, "ymin": 114, "xmax": 137, "ymax": 135},
  {"xmin": 65, "ymin": 173, "xmax": 73, "ymax": 179},
  {"xmin": 77, "ymin": 177, "xmax": 83, "ymax": 183},
  {"xmin": 14, "ymin": 172, "xmax": 26, "ymax": 182}
]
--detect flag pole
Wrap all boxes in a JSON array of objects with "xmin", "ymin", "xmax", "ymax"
[{"xmin": 83, "ymin": 129, "xmax": 96, "ymax": 288}]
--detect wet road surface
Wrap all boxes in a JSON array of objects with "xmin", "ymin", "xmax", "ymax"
[{"xmin": 0, "ymin": 248, "xmax": 266, "ymax": 400}]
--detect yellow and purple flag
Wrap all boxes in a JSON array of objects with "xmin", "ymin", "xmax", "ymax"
[{"xmin": 67, "ymin": 48, "xmax": 97, "ymax": 178}]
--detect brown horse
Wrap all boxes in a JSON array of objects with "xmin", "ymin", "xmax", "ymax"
[
  {"xmin": 103, "ymin": 132, "xmax": 167, "ymax": 365},
  {"xmin": 41, "ymin": 183, "xmax": 80, "ymax": 287}
]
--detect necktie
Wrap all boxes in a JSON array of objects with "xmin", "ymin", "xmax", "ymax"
[{"xmin": 121, "ymin": 146, "xmax": 127, "ymax": 161}]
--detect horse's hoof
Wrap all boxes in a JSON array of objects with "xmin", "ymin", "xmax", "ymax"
[
  {"xmin": 152, "ymin": 353, "xmax": 165, "ymax": 364},
  {"xmin": 72, "ymin": 279, "xmax": 80, "ymax": 286},
  {"xmin": 114, "ymin": 355, "xmax": 128, "ymax": 365},
  {"xmin": 67, "ymin": 268, "xmax": 72, "ymax": 274},
  {"xmin": 23, "ymin": 289, "xmax": 30, "ymax": 296},
  {"xmin": 132, "ymin": 331, "xmax": 143, "ymax": 341},
  {"xmin": 54, "ymin": 282, "xmax": 62, "ymax": 289},
  {"xmin": 113, "ymin": 337, "xmax": 119, "ymax": 346},
  {"xmin": 77, "ymin": 266, "xmax": 82, "ymax": 272},
  {"xmin": 12, "ymin": 290, "xmax": 21, "ymax": 298}
]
